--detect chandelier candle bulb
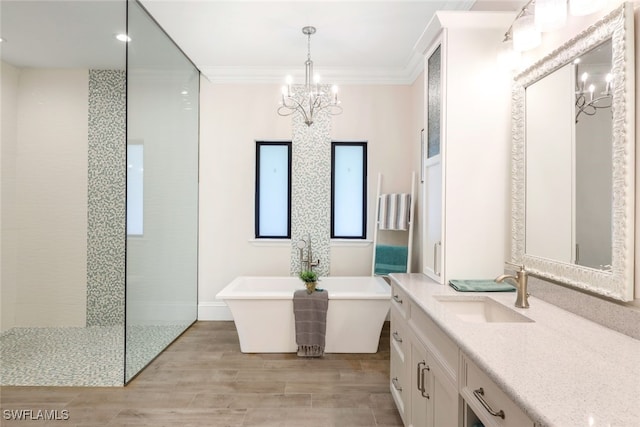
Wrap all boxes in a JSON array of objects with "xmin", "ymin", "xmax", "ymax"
[
  {"xmin": 589, "ymin": 84, "xmax": 595, "ymax": 101},
  {"xmin": 605, "ymin": 73, "xmax": 613, "ymax": 93},
  {"xmin": 286, "ymin": 75, "xmax": 293, "ymax": 96},
  {"xmin": 581, "ymin": 72, "xmax": 588, "ymax": 92}
]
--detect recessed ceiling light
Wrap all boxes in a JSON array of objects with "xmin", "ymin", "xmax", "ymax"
[{"xmin": 116, "ymin": 33, "xmax": 131, "ymax": 42}]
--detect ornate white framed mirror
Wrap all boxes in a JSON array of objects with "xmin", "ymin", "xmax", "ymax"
[{"xmin": 511, "ymin": 3, "xmax": 635, "ymax": 301}]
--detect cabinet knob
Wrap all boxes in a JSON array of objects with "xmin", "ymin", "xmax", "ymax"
[
  {"xmin": 392, "ymin": 294, "xmax": 403, "ymax": 304},
  {"xmin": 392, "ymin": 331, "xmax": 403, "ymax": 343}
]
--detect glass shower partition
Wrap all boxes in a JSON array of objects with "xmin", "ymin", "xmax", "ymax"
[{"xmin": 125, "ymin": 0, "xmax": 199, "ymax": 382}]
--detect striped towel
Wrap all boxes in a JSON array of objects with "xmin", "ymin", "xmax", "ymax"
[{"xmin": 378, "ymin": 193, "xmax": 411, "ymax": 230}]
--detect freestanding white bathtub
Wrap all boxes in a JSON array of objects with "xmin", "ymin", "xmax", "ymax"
[{"xmin": 216, "ymin": 276, "xmax": 390, "ymax": 353}]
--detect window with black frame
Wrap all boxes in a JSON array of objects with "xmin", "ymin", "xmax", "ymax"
[
  {"xmin": 331, "ymin": 141, "xmax": 367, "ymax": 239},
  {"xmin": 255, "ymin": 141, "xmax": 292, "ymax": 238}
]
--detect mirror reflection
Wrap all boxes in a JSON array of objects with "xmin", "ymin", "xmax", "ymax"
[{"xmin": 525, "ymin": 39, "xmax": 613, "ymax": 271}]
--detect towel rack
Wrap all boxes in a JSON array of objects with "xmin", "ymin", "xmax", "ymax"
[{"xmin": 371, "ymin": 171, "xmax": 416, "ymax": 276}]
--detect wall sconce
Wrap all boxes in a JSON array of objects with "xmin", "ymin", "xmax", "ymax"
[
  {"xmin": 513, "ymin": 14, "xmax": 542, "ymax": 52},
  {"xmin": 504, "ymin": 0, "xmax": 606, "ymax": 54},
  {"xmin": 570, "ymin": 0, "xmax": 606, "ymax": 16},
  {"xmin": 535, "ymin": 0, "xmax": 567, "ymax": 32}
]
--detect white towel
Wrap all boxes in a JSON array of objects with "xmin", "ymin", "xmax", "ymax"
[{"xmin": 378, "ymin": 193, "xmax": 411, "ymax": 230}]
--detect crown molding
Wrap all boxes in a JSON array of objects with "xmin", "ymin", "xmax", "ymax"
[{"xmin": 201, "ymin": 60, "xmax": 428, "ymax": 85}]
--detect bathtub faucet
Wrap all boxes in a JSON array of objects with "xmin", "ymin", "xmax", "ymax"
[{"xmin": 297, "ymin": 235, "xmax": 320, "ymax": 273}]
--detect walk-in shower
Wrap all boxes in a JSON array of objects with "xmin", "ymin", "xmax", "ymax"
[{"xmin": 0, "ymin": 0, "xmax": 199, "ymax": 386}]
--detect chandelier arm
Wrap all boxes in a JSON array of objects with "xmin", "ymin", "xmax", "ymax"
[
  {"xmin": 279, "ymin": 96, "xmax": 312, "ymax": 123},
  {"xmin": 314, "ymin": 102, "xmax": 343, "ymax": 116},
  {"xmin": 277, "ymin": 106, "xmax": 299, "ymax": 117},
  {"xmin": 575, "ymin": 95, "xmax": 612, "ymax": 122}
]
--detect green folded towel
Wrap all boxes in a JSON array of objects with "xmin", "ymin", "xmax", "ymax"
[
  {"xmin": 449, "ymin": 279, "xmax": 516, "ymax": 292},
  {"xmin": 374, "ymin": 245, "xmax": 408, "ymax": 276}
]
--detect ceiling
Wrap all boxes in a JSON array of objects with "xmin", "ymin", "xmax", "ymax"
[{"xmin": 0, "ymin": 0, "xmax": 524, "ymax": 84}]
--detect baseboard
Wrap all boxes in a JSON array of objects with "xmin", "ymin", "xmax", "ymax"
[{"xmin": 198, "ymin": 301, "xmax": 233, "ymax": 321}]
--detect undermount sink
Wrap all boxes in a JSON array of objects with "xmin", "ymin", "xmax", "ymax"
[{"xmin": 434, "ymin": 296, "xmax": 534, "ymax": 323}]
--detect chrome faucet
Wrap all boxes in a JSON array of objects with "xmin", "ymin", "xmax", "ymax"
[
  {"xmin": 297, "ymin": 235, "xmax": 320, "ymax": 273},
  {"xmin": 495, "ymin": 265, "xmax": 530, "ymax": 308}
]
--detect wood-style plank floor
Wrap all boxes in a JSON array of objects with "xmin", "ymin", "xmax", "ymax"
[{"xmin": 0, "ymin": 321, "xmax": 403, "ymax": 426}]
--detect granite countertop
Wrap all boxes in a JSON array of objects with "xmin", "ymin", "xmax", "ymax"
[{"xmin": 389, "ymin": 273, "xmax": 640, "ymax": 427}]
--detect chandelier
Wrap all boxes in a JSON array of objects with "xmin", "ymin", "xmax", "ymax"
[
  {"xmin": 574, "ymin": 59, "xmax": 612, "ymax": 123},
  {"xmin": 277, "ymin": 26, "xmax": 342, "ymax": 126}
]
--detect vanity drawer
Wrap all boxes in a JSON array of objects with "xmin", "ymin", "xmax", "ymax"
[
  {"xmin": 390, "ymin": 283, "xmax": 409, "ymax": 319},
  {"xmin": 461, "ymin": 355, "xmax": 534, "ymax": 427},
  {"xmin": 390, "ymin": 306, "xmax": 408, "ymax": 359},
  {"xmin": 389, "ymin": 306, "xmax": 409, "ymax": 424},
  {"xmin": 409, "ymin": 306, "xmax": 458, "ymax": 383}
]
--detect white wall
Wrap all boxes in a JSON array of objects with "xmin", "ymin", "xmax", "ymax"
[
  {"xmin": 1, "ymin": 61, "xmax": 20, "ymax": 332},
  {"xmin": 5, "ymin": 68, "xmax": 89, "ymax": 327},
  {"xmin": 198, "ymin": 81, "xmax": 420, "ymax": 320}
]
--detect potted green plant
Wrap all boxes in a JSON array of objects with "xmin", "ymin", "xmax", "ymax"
[{"xmin": 299, "ymin": 270, "xmax": 318, "ymax": 294}]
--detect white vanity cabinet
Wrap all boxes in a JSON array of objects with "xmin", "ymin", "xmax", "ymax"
[
  {"xmin": 390, "ymin": 281, "xmax": 459, "ymax": 427},
  {"xmin": 418, "ymin": 11, "xmax": 514, "ymax": 284}
]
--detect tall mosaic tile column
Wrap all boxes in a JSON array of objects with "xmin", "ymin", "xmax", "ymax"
[
  {"xmin": 290, "ymin": 84, "xmax": 332, "ymax": 277},
  {"xmin": 87, "ymin": 70, "xmax": 126, "ymax": 326}
]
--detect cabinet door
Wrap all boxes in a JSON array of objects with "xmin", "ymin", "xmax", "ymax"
[
  {"xmin": 410, "ymin": 330, "xmax": 459, "ymax": 427},
  {"xmin": 409, "ymin": 338, "xmax": 429, "ymax": 427},
  {"xmin": 423, "ymin": 155, "xmax": 443, "ymax": 282},
  {"xmin": 431, "ymin": 360, "xmax": 458, "ymax": 427}
]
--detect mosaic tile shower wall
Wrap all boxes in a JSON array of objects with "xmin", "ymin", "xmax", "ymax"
[
  {"xmin": 87, "ymin": 70, "xmax": 126, "ymax": 326},
  {"xmin": 290, "ymin": 84, "xmax": 332, "ymax": 277}
]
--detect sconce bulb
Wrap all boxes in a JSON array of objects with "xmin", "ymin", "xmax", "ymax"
[
  {"xmin": 314, "ymin": 75, "xmax": 321, "ymax": 84},
  {"xmin": 570, "ymin": 0, "xmax": 606, "ymax": 17},
  {"xmin": 535, "ymin": 0, "xmax": 567, "ymax": 32},
  {"xmin": 331, "ymin": 85, "xmax": 338, "ymax": 94},
  {"xmin": 605, "ymin": 73, "xmax": 613, "ymax": 83},
  {"xmin": 588, "ymin": 84, "xmax": 595, "ymax": 93},
  {"xmin": 286, "ymin": 75, "xmax": 293, "ymax": 85},
  {"xmin": 581, "ymin": 72, "xmax": 589, "ymax": 82},
  {"xmin": 573, "ymin": 58, "xmax": 581, "ymax": 64}
]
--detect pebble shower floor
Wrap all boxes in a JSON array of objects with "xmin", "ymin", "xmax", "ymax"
[{"xmin": 0, "ymin": 324, "xmax": 188, "ymax": 386}]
